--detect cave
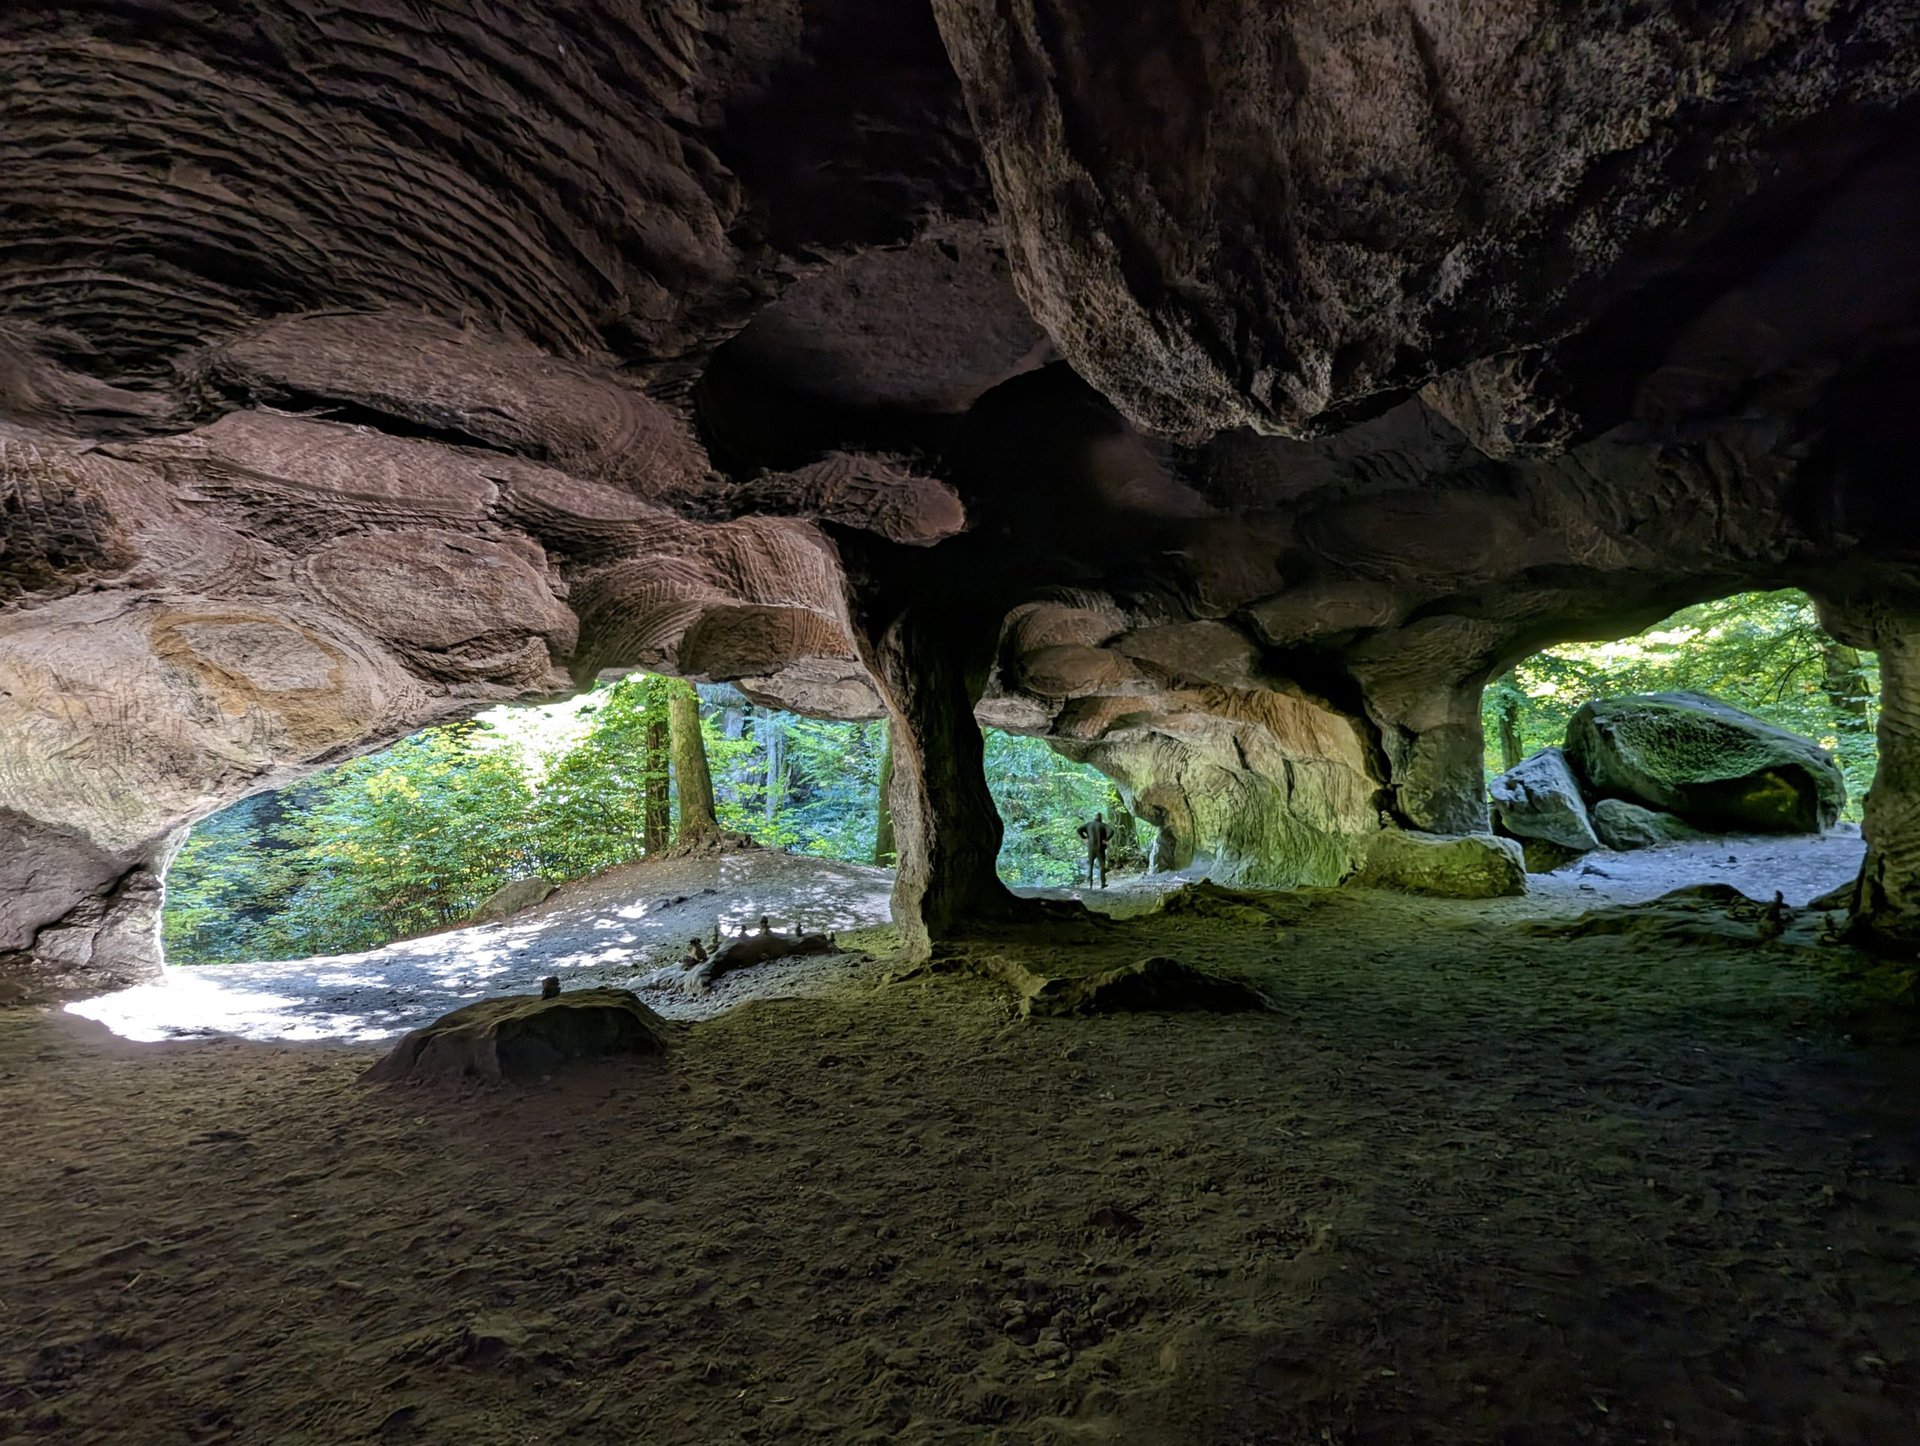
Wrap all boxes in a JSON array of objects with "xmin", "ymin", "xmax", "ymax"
[{"xmin": 6, "ymin": 3, "xmax": 1920, "ymax": 1441}]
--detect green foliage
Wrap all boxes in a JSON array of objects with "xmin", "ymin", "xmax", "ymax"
[
  {"xmin": 164, "ymin": 724, "xmax": 541, "ymax": 964},
  {"xmin": 532, "ymin": 675, "xmax": 669, "ymax": 878},
  {"xmin": 164, "ymin": 678, "xmax": 1142, "ymax": 965},
  {"xmin": 1483, "ymin": 590, "xmax": 1879, "ymax": 816},
  {"xmin": 985, "ymin": 732, "xmax": 1140, "ymax": 886},
  {"xmin": 766, "ymin": 717, "xmax": 889, "ymax": 862}
]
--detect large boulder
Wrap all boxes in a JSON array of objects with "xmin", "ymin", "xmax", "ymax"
[
  {"xmin": 1489, "ymin": 747, "xmax": 1601, "ymax": 853},
  {"xmin": 1350, "ymin": 831, "xmax": 1526, "ymax": 899},
  {"xmin": 470, "ymin": 877, "xmax": 556, "ymax": 923},
  {"xmin": 1565, "ymin": 692, "xmax": 1845, "ymax": 833},
  {"xmin": 363, "ymin": 987, "xmax": 671, "ymax": 1085},
  {"xmin": 1591, "ymin": 798, "xmax": 1708, "ymax": 851}
]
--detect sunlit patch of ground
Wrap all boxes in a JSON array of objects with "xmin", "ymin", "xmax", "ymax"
[{"xmin": 71, "ymin": 850, "xmax": 899, "ymax": 1044}]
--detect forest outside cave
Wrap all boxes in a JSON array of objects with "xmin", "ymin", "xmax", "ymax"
[
  {"xmin": 162, "ymin": 589, "xmax": 1877, "ymax": 973},
  {"xmin": 161, "ymin": 679, "xmax": 1144, "ymax": 969},
  {"xmin": 1484, "ymin": 587, "xmax": 1878, "ymax": 811},
  {"xmin": 1477, "ymin": 587, "xmax": 1875, "ymax": 903}
]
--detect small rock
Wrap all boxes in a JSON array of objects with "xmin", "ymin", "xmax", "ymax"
[
  {"xmin": 362, "ymin": 987, "xmax": 670, "ymax": 1085},
  {"xmin": 1087, "ymin": 1202, "xmax": 1144, "ymax": 1238}
]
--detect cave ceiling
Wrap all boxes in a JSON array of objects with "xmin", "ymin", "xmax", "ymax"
[{"xmin": 5, "ymin": 0, "xmax": 1920, "ymax": 994}]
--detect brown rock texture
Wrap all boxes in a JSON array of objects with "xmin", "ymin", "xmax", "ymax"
[{"xmin": 5, "ymin": 0, "xmax": 1920, "ymax": 996}]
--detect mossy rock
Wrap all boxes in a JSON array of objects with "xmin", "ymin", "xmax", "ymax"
[
  {"xmin": 1515, "ymin": 835, "xmax": 1588, "ymax": 873},
  {"xmin": 1351, "ymin": 830, "xmax": 1526, "ymax": 898},
  {"xmin": 1155, "ymin": 881, "xmax": 1291, "ymax": 926},
  {"xmin": 1564, "ymin": 692, "xmax": 1843, "ymax": 833},
  {"xmin": 363, "ymin": 986, "xmax": 670, "ymax": 1084},
  {"xmin": 1591, "ymin": 798, "xmax": 1706, "ymax": 851},
  {"xmin": 1489, "ymin": 746, "xmax": 1600, "ymax": 853}
]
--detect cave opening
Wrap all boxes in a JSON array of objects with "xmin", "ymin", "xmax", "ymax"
[
  {"xmin": 1481, "ymin": 587, "xmax": 1875, "ymax": 906},
  {"xmin": 73, "ymin": 680, "xmax": 1132, "ymax": 1042}
]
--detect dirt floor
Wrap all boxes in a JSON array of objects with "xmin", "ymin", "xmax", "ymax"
[{"xmin": 7, "ymin": 838, "xmax": 1920, "ymax": 1444}]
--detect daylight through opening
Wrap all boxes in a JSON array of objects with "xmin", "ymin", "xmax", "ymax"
[
  {"xmin": 1482, "ymin": 588, "xmax": 1875, "ymax": 903},
  {"xmin": 160, "ymin": 679, "xmax": 1136, "ymax": 974}
]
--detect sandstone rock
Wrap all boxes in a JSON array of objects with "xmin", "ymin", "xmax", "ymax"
[
  {"xmin": 1515, "ymin": 837, "xmax": 1589, "ymax": 875},
  {"xmin": 5, "ymin": 0, "xmax": 1920, "ymax": 987},
  {"xmin": 362, "ymin": 987, "xmax": 670, "ymax": 1085},
  {"xmin": 1489, "ymin": 748, "xmax": 1600, "ymax": 853},
  {"xmin": 1351, "ymin": 831, "xmax": 1526, "ymax": 899},
  {"xmin": 469, "ymin": 877, "xmax": 557, "ymax": 924},
  {"xmin": 1566, "ymin": 693, "xmax": 1845, "ymax": 834},
  {"xmin": 1590, "ymin": 799, "xmax": 1708, "ymax": 852}
]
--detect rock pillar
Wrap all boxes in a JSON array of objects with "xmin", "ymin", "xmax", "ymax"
[
  {"xmin": 1815, "ymin": 599, "xmax": 1920, "ymax": 953},
  {"xmin": 867, "ymin": 605, "xmax": 1019, "ymax": 957},
  {"xmin": 1373, "ymin": 684, "xmax": 1491, "ymax": 834},
  {"xmin": 1850, "ymin": 628, "xmax": 1920, "ymax": 952}
]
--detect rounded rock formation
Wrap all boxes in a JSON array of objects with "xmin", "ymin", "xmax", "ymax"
[{"xmin": 1565, "ymin": 693, "xmax": 1845, "ymax": 835}]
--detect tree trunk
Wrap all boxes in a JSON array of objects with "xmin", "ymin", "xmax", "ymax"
[
  {"xmin": 873, "ymin": 720, "xmax": 897, "ymax": 866},
  {"xmin": 761, "ymin": 712, "xmax": 787, "ymax": 822},
  {"xmin": 642, "ymin": 680, "xmax": 671, "ymax": 853},
  {"xmin": 1496, "ymin": 690, "xmax": 1524, "ymax": 772},
  {"xmin": 717, "ymin": 703, "xmax": 747, "ymax": 805},
  {"xmin": 668, "ymin": 679, "xmax": 718, "ymax": 842}
]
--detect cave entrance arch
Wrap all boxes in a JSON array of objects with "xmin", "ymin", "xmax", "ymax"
[
  {"xmin": 1481, "ymin": 588, "xmax": 1874, "ymax": 905},
  {"xmin": 980, "ymin": 729, "xmax": 1141, "ymax": 889},
  {"xmin": 85, "ymin": 679, "xmax": 910, "ymax": 1042}
]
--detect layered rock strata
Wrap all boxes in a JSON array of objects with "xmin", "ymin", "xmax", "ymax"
[{"xmin": 5, "ymin": 1, "xmax": 1920, "ymax": 995}]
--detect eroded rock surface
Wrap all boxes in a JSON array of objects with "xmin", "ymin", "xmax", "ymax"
[
  {"xmin": 4, "ymin": 1, "xmax": 1920, "ymax": 995},
  {"xmin": 1491, "ymin": 748, "xmax": 1601, "ymax": 855}
]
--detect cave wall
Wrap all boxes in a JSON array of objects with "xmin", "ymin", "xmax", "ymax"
[{"xmin": 5, "ymin": 1, "xmax": 1920, "ymax": 999}]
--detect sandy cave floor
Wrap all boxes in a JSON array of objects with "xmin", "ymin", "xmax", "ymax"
[{"xmin": 7, "ymin": 830, "xmax": 1920, "ymax": 1443}]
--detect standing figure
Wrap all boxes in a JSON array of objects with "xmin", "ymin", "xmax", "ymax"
[{"xmin": 1077, "ymin": 811, "xmax": 1114, "ymax": 890}]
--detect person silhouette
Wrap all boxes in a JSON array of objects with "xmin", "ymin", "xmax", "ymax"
[{"xmin": 1077, "ymin": 811, "xmax": 1114, "ymax": 889}]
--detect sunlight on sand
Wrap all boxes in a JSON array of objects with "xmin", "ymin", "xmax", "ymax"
[
  {"xmin": 69, "ymin": 853, "xmax": 904, "ymax": 1045},
  {"xmin": 67, "ymin": 968, "xmax": 400, "ymax": 1044},
  {"xmin": 67, "ymin": 925, "xmax": 550, "ymax": 1044}
]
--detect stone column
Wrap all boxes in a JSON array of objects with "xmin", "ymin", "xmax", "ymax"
[
  {"xmin": 868, "ymin": 605, "xmax": 1021, "ymax": 957},
  {"xmin": 1814, "ymin": 598, "xmax": 1920, "ymax": 953},
  {"xmin": 1847, "ymin": 627, "xmax": 1920, "ymax": 952},
  {"xmin": 1373, "ymin": 684, "xmax": 1491, "ymax": 834}
]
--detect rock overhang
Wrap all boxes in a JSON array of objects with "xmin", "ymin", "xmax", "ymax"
[{"xmin": 3, "ymin": 0, "xmax": 1920, "ymax": 994}]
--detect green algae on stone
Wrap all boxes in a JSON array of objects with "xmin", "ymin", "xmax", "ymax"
[
  {"xmin": 1350, "ymin": 830, "xmax": 1526, "ymax": 898},
  {"xmin": 1566, "ymin": 692, "xmax": 1844, "ymax": 834}
]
